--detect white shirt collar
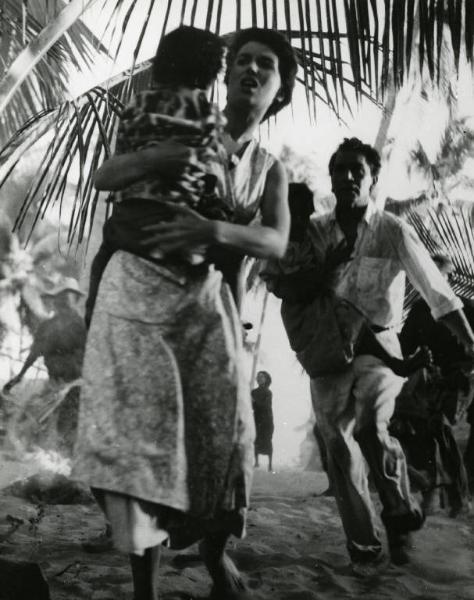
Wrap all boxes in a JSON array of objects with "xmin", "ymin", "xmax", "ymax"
[{"xmin": 327, "ymin": 199, "xmax": 377, "ymax": 227}]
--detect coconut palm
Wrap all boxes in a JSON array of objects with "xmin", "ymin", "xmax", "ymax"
[
  {"xmin": 0, "ymin": 0, "xmax": 472, "ymax": 245},
  {"xmin": 0, "ymin": 0, "xmax": 107, "ymax": 144},
  {"xmin": 407, "ymin": 117, "xmax": 474, "ymax": 200}
]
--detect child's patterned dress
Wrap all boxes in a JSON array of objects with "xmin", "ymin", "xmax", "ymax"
[{"xmin": 114, "ymin": 85, "xmax": 232, "ymax": 263}]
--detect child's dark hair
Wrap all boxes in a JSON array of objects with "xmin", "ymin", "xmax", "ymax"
[
  {"xmin": 257, "ymin": 370, "xmax": 272, "ymax": 386},
  {"xmin": 225, "ymin": 28, "xmax": 297, "ymax": 120},
  {"xmin": 152, "ymin": 26, "xmax": 226, "ymax": 89},
  {"xmin": 288, "ymin": 183, "xmax": 314, "ymax": 220},
  {"xmin": 328, "ymin": 137, "xmax": 381, "ymax": 177}
]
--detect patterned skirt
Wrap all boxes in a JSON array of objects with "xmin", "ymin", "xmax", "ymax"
[{"xmin": 73, "ymin": 251, "xmax": 254, "ymax": 553}]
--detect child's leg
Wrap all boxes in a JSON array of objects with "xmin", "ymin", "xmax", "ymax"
[
  {"xmin": 268, "ymin": 450, "xmax": 273, "ymax": 472},
  {"xmin": 84, "ymin": 240, "xmax": 115, "ymax": 329},
  {"xmin": 129, "ymin": 546, "xmax": 161, "ymax": 600}
]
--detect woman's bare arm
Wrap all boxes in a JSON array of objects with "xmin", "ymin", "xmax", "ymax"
[
  {"xmin": 140, "ymin": 159, "xmax": 290, "ymax": 260},
  {"xmin": 213, "ymin": 159, "xmax": 290, "ymax": 259}
]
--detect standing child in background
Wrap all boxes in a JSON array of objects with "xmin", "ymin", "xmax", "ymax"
[
  {"xmin": 263, "ymin": 182, "xmax": 431, "ymax": 379},
  {"xmin": 85, "ymin": 26, "xmax": 229, "ymax": 327},
  {"xmin": 252, "ymin": 371, "xmax": 275, "ymax": 473}
]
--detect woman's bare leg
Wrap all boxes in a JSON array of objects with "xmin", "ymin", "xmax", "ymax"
[
  {"xmin": 268, "ymin": 451, "xmax": 273, "ymax": 473},
  {"xmin": 199, "ymin": 532, "xmax": 248, "ymax": 599},
  {"xmin": 129, "ymin": 546, "xmax": 161, "ymax": 600}
]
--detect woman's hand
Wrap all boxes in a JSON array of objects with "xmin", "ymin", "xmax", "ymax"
[{"xmin": 140, "ymin": 203, "xmax": 218, "ymax": 254}]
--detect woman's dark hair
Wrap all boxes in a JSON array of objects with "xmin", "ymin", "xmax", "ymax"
[
  {"xmin": 328, "ymin": 137, "xmax": 382, "ymax": 178},
  {"xmin": 152, "ymin": 26, "xmax": 226, "ymax": 89},
  {"xmin": 225, "ymin": 28, "xmax": 297, "ymax": 119},
  {"xmin": 288, "ymin": 182, "xmax": 314, "ymax": 220},
  {"xmin": 257, "ymin": 370, "xmax": 272, "ymax": 386}
]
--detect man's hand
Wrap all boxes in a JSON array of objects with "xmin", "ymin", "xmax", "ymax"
[{"xmin": 464, "ymin": 341, "xmax": 474, "ymax": 361}]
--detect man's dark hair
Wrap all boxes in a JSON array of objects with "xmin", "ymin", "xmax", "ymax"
[
  {"xmin": 328, "ymin": 137, "xmax": 381, "ymax": 178},
  {"xmin": 225, "ymin": 28, "xmax": 297, "ymax": 120},
  {"xmin": 288, "ymin": 182, "xmax": 314, "ymax": 220},
  {"xmin": 152, "ymin": 26, "xmax": 226, "ymax": 89}
]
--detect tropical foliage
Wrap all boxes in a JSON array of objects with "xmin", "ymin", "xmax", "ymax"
[
  {"xmin": 384, "ymin": 114, "xmax": 474, "ymax": 302},
  {"xmin": 0, "ymin": 0, "xmax": 105, "ymax": 143},
  {"xmin": 409, "ymin": 117, "xmax": 474, "ymax": 198},
  {"xmin": 0, "ymin": 0, "xmax": 473, "ymax": 245}
]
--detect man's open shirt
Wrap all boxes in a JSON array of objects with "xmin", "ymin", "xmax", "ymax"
[{"xmin": 307, "ymin": 202, "xmax": 462, "ymax": 332}]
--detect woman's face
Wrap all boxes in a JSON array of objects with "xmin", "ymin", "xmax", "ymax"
[
  {"xmin": 256, "ymin": 372, "xmax": 267, "ymax": 386},
  {"xmin": 227, "ymin": 41, "xmax": 282, "ymax": 116}
]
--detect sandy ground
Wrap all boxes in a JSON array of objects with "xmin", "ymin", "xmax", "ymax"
[{"xmin": 1, "ymin": 456, "xmax": 474, "ymax": 600}]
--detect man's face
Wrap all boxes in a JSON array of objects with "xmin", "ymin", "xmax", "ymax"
[{"xmin": 331, "ymin": 150, "xmax": 376, "ymax": 209}]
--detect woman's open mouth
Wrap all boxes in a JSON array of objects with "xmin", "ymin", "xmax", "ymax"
[{"xmin": 240, "ymin": 76, "xmax": 259, "ymax": 91}]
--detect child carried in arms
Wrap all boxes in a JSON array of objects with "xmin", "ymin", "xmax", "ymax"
[{"xmin": 86, "ymin": 26, "xmax": 232, "ymax": 326}]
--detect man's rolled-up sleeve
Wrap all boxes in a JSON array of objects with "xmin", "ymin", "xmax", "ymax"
[{"xmin": 397, "ymin": 222, "xmax": 463, "ymax": 319}]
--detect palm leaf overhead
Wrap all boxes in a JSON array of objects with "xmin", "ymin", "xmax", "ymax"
[
  {"xmin": 0, "ymin": 0, "xmax": 108, "ymax": 142},
  {"xmin": 0, "ymin": 0, "xmax": 100, "ymax": 116},
  {"xmin": 387, "ymin": 197, "xmax": 474, "ymax": 302},
  {"xmin": 0, "ymin": 0, "xmax": 474, "ymax": 245}
]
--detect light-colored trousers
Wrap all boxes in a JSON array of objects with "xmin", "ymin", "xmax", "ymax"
[{"xmin": 310, "ymin": 355, "xmax": 422, "ymax": 562}]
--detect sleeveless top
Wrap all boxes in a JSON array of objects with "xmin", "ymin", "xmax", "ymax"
[
  {"xmin": 207, "ymin": 137, "xmax": 276, "ymax": 306},
  {"xmin": 219, "ymin": 136, "xmax": 275, "ymax": 226}
]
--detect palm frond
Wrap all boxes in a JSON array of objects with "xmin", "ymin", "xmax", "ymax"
[
  {"xmin": 386, "ymin": 198, "xmax": 474, "ymax": 300},
  {"xmin": 0, "ymin": 60, "xmax": 154, "ymax": 246},
  {"xmin": 1, "ymin": 0, "xmax": 474, "ymax": 247},
  {"xmin": 0, "ymin": 0, "xmax": 108, "ymax": 141},
  {"xmin": 0, "ymin": 31, "xmax": 382, "ymax": 245},
  {"xmin": 0, "ymin": 0, "xmax": 98, "ymax": 118}
]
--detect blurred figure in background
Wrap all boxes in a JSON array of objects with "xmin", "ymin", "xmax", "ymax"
[
  {"xmin": 392, "ymin": 253, "xmax": 474, "ymax": 517},
  {"xmin": 252, "ymin": 371, "xmax": 275, "ymax": 472},
  {"xmin": 3, "ymin": 278, "xmax": 86, "ymax": 455}
]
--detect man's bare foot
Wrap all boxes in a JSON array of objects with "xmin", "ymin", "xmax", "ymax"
[{"xmin": 199, "ymin": 539, "xmax": 250, "ymax": 600}]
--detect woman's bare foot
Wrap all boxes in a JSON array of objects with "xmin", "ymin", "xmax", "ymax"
[{"xmin": 199, "ymin": 538, "xmax": 250, "ymax": 599}]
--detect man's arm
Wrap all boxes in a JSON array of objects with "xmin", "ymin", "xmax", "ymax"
[
  {"xmin": 397, "ymin": 222, "xmax": 474, "ymax": 355},
  {"xmin": 3, "ymin": 343, "xmax": 42, "ymax": 392},
  {"xmin": 438, "ymin": 309, "xmax": 474, "ymax": 354}
]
